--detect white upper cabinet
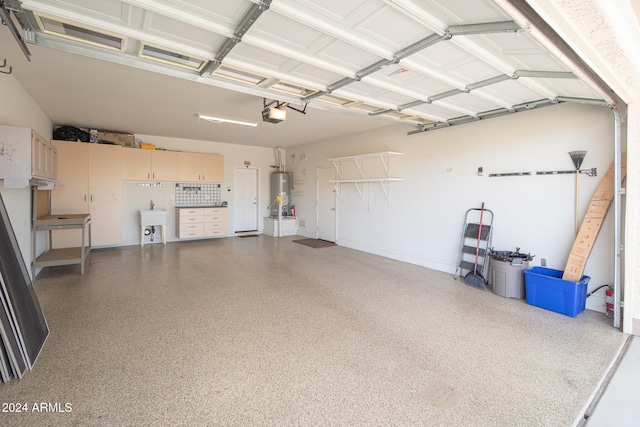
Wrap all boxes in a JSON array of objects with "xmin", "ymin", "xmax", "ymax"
[{"xmin": 0, "ymin": 125, "xmax": 57, "ymax": 188}]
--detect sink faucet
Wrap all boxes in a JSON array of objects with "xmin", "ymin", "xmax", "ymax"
[{"xmin": 150, "ymin": 200, "xmax": 155, "ymax": 210}]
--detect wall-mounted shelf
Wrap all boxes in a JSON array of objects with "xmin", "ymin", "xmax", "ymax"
[
  {"xmin": 327, "ymin": 151, "xmax": 403, "ymax": 164},
  {"xmin": 326, "ymin": 152, "xmax": 403, "ymax": 202}
]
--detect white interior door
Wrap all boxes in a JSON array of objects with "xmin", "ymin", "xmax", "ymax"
[
  {"xmin": 317, "ymin": 166, "xmax": 337, "ymax": 242},
  {"xmin": 233, "ymin": 167, "xmax": 258, "ymax": 232}
]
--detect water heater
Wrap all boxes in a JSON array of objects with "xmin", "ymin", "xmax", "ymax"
[{"xmin": 270, "ymin": 172, "xmax": 291, "ymax": 217}]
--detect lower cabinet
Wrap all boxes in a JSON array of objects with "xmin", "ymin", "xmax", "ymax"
[
  {"xmin": 203, "ymin": 208, "xmax": 227, "ymax": 237},
  {"xmin": 175, "ymin": 207, "xmax": 226, "ymax": 239}
]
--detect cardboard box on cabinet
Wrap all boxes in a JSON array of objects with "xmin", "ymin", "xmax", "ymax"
[{"xmin": 96, "ymin": 130, "xmax": 135, "ymax": 147}]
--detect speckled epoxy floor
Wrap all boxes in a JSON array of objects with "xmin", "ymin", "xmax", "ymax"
[{"xmin": 0, "ymin": 236, "xmax": 628, "ymax": 426}]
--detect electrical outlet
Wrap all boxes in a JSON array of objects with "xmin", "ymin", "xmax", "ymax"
[{"xmin": 541, "ymin": 258, "xmax": 546, "ymax": 267}]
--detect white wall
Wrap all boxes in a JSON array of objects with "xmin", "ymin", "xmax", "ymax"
[
  {"xmin": 287, "ymin": 102, "xmax": 618, "ymax": 313},
  {"xmin": 0, "ymin": 73, "xmax": 53, "ymax": 273},
  {"xmin": 122, "ymin": 134, "xmax": 276, "ymax": 245}
]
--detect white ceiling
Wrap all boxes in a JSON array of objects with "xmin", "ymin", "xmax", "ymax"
[{"xmin": 0, "ymin": 0, "xmax": 613, "ymax": 148}]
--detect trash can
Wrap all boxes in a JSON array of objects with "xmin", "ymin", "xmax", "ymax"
[{"xmin": 489, "ymin": 249, "xmax": 534, "ymax": 299}]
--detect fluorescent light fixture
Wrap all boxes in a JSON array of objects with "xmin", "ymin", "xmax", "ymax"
[{"xmin": 197, "ymin": 114, "xmax": 257, "ymax": 127}]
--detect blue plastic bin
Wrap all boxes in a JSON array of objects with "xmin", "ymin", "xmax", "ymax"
[{"xmin": 523, "ymin": 267, "xmax": 590, "ymax": 317}]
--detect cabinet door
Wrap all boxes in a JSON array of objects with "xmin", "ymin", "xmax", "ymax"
[
  {"xmin": 151, "ymin": 150, "xmax": 178, "ymax": 181},
  {"xmin": 177, "ymin": 152, "xmax": 202, "ymax": 181},
  {"xmin": 0, "ymin": 126, "xmax": 30, "ymax": 184},
  {"xmin": 51, "ymin": 141, "xmax": 89, "ymax": 214},
  {"xmin": 47, "ymin": 144, "xmax": 57, "ymax": 180},
  {"xmin": 51, "ymin": 141, "xmax": 90, "ymax": 248},
  {"xmin": 31, "ymin": 132, "xmax": 47, "ymax": 178},
  {"xmin": 201, "ymin": 154, "xmax": 223, "ymax": 182},
  {"xmin": 89, "ymin": 144, "xmax": 122, "ymax": 246},
  {"xmin": 46, "ymin": 142, "xmax": 58, "ymax": 181},
  {"xmin": 31, "ymin": 132, "xmax": 57, "ymax": 180},
  {"xmin": 123, "ymin": 148, "xmax": 152, "ymax": 180}
]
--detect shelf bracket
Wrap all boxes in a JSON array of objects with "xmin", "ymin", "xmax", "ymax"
[
  {"xmin": 380, "ymin": 181, "xmax": 391, "ymax": 202},
  {"xmin": 354, "ymin": 182, "xmax": 364, "ymax": 201},
  {"xmin": 354, "ymin": 157, "xmax": 364, "ymax": 179},
  {"xmin": 379, "ymin": 153, "xmax": 392, "ymax": 177},
  {"xmin": 331, "ymin": 181, "xmax": 344, "ymax": 201}
]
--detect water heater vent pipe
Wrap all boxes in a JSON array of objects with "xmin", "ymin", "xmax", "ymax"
[{"xmin": 276, "ymin": 146, "xmax": 284, "ymax": 172}]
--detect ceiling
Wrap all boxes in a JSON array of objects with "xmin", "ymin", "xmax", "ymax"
[{"xmin": 0, "ymin": 0, "xmax": 613, "ymax": 148}]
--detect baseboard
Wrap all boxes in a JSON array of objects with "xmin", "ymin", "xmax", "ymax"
[
  {"xmin": 336, "ymin": 238, "xmax": 456, "ymax": 274},
  {"xmin": 296, "ymin": 231, "xmax": 316, "ymax": 239}
]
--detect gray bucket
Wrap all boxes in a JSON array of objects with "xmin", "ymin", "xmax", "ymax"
[{"xmin": 490, "ymin": 259, "xmax": 529, "ymax": 299}]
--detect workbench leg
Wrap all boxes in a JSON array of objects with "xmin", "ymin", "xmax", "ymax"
[
  {"xmin": 140, "ymin": 226, "xmax": 144, "ymax": 247},
  {"xmin": 161, "ymin": 225, "xmax": 166, "ymax": 245},
  {"xmin": 80, "ymin": 226, "xmax": 85, "ymax": 275}
]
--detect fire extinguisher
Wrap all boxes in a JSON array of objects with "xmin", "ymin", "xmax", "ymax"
[
  {"xmin": 587, "ymin": 284, "xmax": 615, "ymax": 318},
  {"xmin": 605, "ymin": 286, "xmax": 614, "ymax": 318},
  {"xmin": 290, "ymin": 205, "xmax": 296, "ymax": 217}
]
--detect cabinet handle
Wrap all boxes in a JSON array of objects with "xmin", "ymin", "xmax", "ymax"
[
  {"xmin": 84, "ymin": 195, "xmax": 87, "ymax": 202},
  {"xmin": 148, "ymin": 172, "xmax": 150, "ymax": 179}
]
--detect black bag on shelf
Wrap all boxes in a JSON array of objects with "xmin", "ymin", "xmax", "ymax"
[{"xmin": 53, "ymin": 125, "xmax": 90, "ymax": 142}]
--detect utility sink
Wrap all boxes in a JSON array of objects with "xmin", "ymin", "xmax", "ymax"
[{"xmin": 139, "ymin": 209, "xmax": 167, "ymax": 226}]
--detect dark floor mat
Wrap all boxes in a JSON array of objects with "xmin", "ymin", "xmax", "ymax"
[
  {"xmin": 238, "ymin": 234, "xmax": 260, "ymax": 238},
  {"xmin": 293, "ymin": 238, "xmax": 336, "ymax": 248}
]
